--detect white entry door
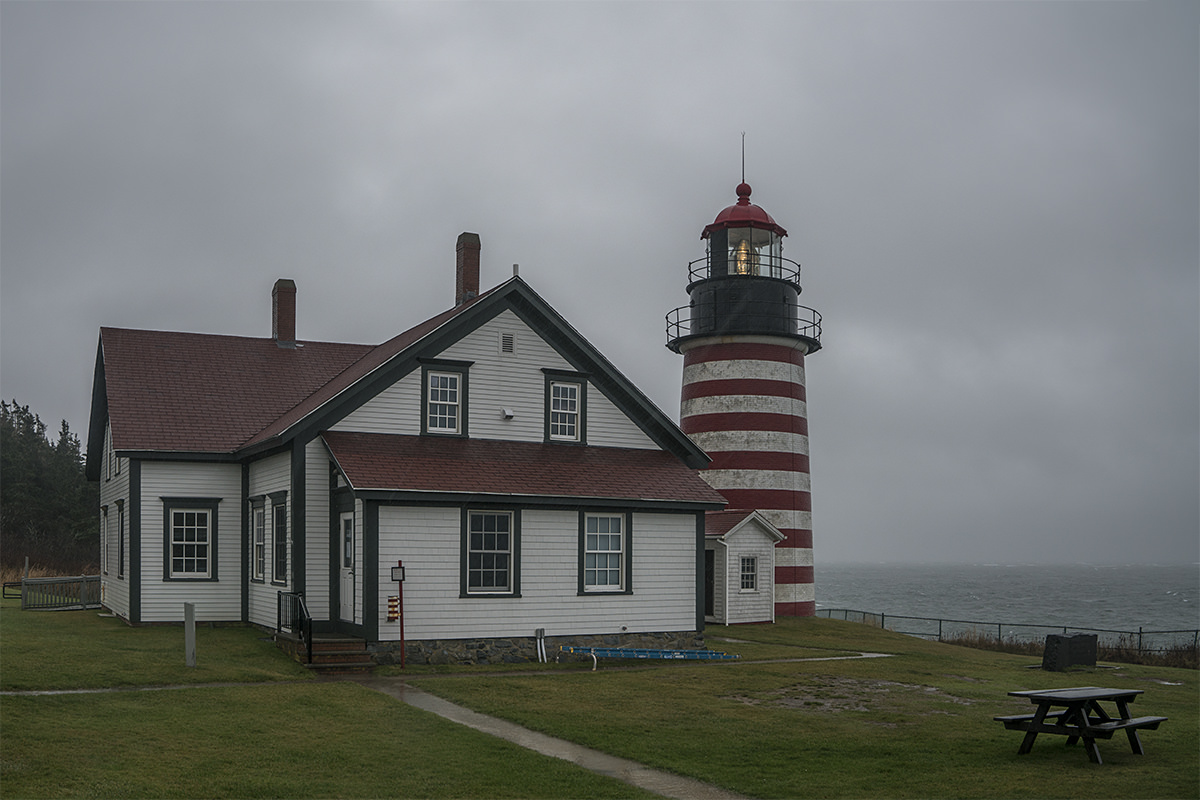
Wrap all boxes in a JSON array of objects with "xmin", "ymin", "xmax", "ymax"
[{"xmin": 339, "ymin": 512, "xmax": 355, "ymax": 622}]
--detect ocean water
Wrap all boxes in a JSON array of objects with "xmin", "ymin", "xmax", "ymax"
[{"xmin": 815, "ymin": 563, "xmax": 1199, "ymax": 635}]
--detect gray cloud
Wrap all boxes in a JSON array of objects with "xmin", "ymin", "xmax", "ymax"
[{"xmin": 3, "ymin": 1, "xmax": 1196, "ymax": 565}]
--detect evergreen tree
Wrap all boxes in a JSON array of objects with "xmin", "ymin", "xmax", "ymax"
[{"xmin": 1, "ymin": 400, "xmax": 99, "ymax": 572}]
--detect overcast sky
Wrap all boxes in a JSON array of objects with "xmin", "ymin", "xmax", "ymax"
[{"xmin": 2, "ymin": 1, "xmax": 1196, "ymax": 566}]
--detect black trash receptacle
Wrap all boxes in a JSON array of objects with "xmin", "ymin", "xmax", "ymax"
[{"xmin": 1042, "ymin": 633, "xmax": 1098, "ymax": 671}]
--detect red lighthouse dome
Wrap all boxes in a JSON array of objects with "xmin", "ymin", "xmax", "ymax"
[{"xmin": 702, "ymin": 183, "xmax": 788, "ymax": 239}]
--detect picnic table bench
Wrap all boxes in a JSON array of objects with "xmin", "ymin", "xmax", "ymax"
[{"xmin": 995, "ymin": 687, "xmax": 1167, "ymax": 764}]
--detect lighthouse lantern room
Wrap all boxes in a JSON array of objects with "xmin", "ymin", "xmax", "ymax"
[{"xmin": 667, "ymin": 182, "xmax": 822, "ymax": 617}]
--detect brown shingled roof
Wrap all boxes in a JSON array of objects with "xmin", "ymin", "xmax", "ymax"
[
  {"xmin": 322, "ymin": 431, "xmax": 727, "ymax": 506},
  {"xmin": 98, "ymin": 285, "xmax": 499, "ymax": 455},
  {"xmin": 100, "ymin": 328, "xmax": 372, "ymax": 453}
]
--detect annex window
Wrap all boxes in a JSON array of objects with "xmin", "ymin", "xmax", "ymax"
[
  {"xmin": 250, "ymin": 499, "xmax": 266, "ymax": 582},
  {"xmin": 464, "ymin": 510, "xmax": 517, "ymax": 596},
  {"xmin": 580, "ymin": 512, "xmax": 631, "ymax": 594},
  {"xmin": 421, "ymin": 360, "xmax": 471, "ymax": 437},
  {"xmin": 740, "ymin": 556, "xmax": 758, "ymax": 591},
  {"xmin": 162, "ymin": 498, "xmax": 220, "ymax": 581},
  {"xmin": 543, "ymin": 369, "xmax": 588, "ymax": 444},
  {"xmin": 272, "ymin": 497, "xmax": 288, "ymax": 585}
]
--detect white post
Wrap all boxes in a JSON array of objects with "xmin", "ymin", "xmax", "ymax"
[{"xmin": 184, "ymin": 603, "xmax": 197, "ymax": 667}]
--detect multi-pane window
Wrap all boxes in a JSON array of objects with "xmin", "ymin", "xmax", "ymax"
[
  {"xmin": 467, "ymin": 511, "xmax": 512, "ymax": 593},
  {"xmin": 584, "ymin": 514, "xmax": 624, "ymax": 590},
  {"xmin": 740, "ymin": 556, "xmax": 758, "ymax": 591},
  {"xmin": 549, "ymin": 382, "xmax": 579, "ymax": 441},
  {"xmin": 170, "ymin": 509, "xmax": 211, "ymax": 578},
  {"xmin": 272, "ymin": 504, "xmax": 287, "ymax": 584},
  {"xmin": 426, "ymin": 372, "xmax": 461, "ymax": 433},
  {"xmin": 252, "ymin": 505, "xmax": 266, "ymax": 581}
]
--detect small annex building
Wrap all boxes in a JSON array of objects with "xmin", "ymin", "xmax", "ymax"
[
  {"xmin": 86, "ymin": 234, "xmax": 727, "ymax": 664},
  {"xmin": 704, "ymin": 509, "xmax": 784, "ymax": 625}
]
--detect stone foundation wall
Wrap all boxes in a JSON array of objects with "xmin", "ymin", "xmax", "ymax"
[{"xmin": 370, "ymin": 630, "xmax": 706, "ymax": 666}]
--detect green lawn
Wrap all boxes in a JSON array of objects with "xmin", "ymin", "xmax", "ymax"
[
  {"xmin": 2, "ymin": 599, "xmax": 1197, "ymax": 799},
  {"xmin": 411, "ymin": 618, "xmax": 1200, "ymax": 799},
  {"xmin": 0, "ymin": 600, "xmax": 651, "ymax": 799},
  {"xmin": 0, "ymin": 600, "xmax": 309, "ymax": 690}
]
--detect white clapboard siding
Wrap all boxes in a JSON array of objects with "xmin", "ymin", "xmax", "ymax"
[
  {"xmin": 138, "ymin": 461, "xmax": 242, "ymax": 622},
  {"xmin": 440, "ymin": 310, "xmax": 572, "ymax": 442},
  {"xmin": 247, "ymin": 452, "xmax": 290, "ymax": 628},
  {"xmin": 99, "ymin": 448, "xmax": 131, "ymax": 618},
  {"xmin": 330, "ymin": 310, "xmax": 658, "ymax": 449},
  {"xmin": 375, "ymin": 507, "xmax": 696, "ymax": 641}
]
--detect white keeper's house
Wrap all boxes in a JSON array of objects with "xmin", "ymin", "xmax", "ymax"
[{"xmin": 87, "ymin": 234, "xmax": 727, "ymax": 666}]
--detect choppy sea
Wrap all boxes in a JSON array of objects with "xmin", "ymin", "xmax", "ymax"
[{"xmin": 815, "ymin": 563, "xmax": 1199, "ymax": 635}]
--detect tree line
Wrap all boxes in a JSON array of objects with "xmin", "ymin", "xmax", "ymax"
[{"xmin": 1, "ymin": 400, "xmax": 99, "ymax": 574}]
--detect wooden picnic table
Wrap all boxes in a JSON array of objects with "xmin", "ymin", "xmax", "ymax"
[{"xmin": 995, "ymin": 686, "xmax": 1167, "ymax": 764}]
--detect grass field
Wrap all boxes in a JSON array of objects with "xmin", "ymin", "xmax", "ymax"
[
  {"xmin": 410, "ymin": 619, "xmax": 1199, "ymax": 798},
  {"xmin": 2, "ymin": 597, "xmax": 1197, "ymax": 798}
]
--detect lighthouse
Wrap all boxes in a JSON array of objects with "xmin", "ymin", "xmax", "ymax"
[{"xmin": 667, "ymin": 182, "xmax": 822, "ymax": 617}]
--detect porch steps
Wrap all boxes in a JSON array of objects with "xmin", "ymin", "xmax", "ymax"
[{"xmin": 275, "ymin": 632, "xmax": 375, "ymax": 675}]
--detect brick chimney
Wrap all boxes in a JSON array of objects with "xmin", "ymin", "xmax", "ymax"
[
  {"xmin": 272, "ymin": 279, "xmax": 297, "ymax": 347},
  {"xmin": 455, "ymin": 232, "xmax": 480, "ymax": 306}
]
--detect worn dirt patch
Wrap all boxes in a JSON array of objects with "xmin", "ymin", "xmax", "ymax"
[{"xmin": 723, "ymin": 675, "xmax": 976, "ymax": 714}]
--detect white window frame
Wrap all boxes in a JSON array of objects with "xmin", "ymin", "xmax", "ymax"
[
  {"xmin": 424, "ymin": 369, "xmax": 465, "ymax": 438},
  {"xmin": 549, "ymin": 381, "xmax": 580, "ymax": 441},
  {"xmin": 465, "ymin": 510, "xmax": 514, "ymax": 595},
  {"xmin": 252, "ymin": 503, "xmax": 266, "ymax": 581},
  {"xmin": 163, "ymin": 498, "xmax": 219, "ymax": 581},
  {"xmin": 583, "ymin": 513, "xmax": 625, "ymax": 592},
  {"xmin": 740, "ymin": 556, "xmax": 758, "ymax": 592}
]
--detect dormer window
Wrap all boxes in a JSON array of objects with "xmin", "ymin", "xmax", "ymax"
[
  {"xmin": 427, "ymin": 372, "xmax": 460, "ymax": 432},
  {"xmin": 420, "ymin": 359, "xmax": 472, "ymax": 437},
  {"xmin": 543, "ymin": 369, "xmax": 588, "ymax": 444}
]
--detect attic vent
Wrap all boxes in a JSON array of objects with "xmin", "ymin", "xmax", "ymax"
[{"xmin": 499, "ymin": 332, "xmax": 516, "ymax": 355}]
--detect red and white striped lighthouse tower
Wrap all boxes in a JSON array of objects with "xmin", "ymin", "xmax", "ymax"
[{"xmin": 667, "ymin": 182, "xmax": 822, "ymax": 616}]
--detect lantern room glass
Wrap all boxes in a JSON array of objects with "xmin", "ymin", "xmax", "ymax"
[{"xmin": 725, "ymin": 227, "xmax": 783, "ymax": 278}]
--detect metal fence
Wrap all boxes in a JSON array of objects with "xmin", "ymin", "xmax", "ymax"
[
  {"xmin": 18, "ymin": 575, "xmax": 102, "ymax": 610},
  {"xmin": 816, "ymin": 607, "xmax": 1200, "ymax": 655}
]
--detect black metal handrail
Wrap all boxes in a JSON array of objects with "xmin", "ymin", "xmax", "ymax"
[
  {"xmin": 277, "ymin": 590, "xmax": 313, "ymax": 664},
  {"xmin": 688, "ymin": 254, "xmax": 802, "ymax": 284},
  {"xmin": 666, "ymin": 301, "xmax": 822, "ymax": 347}
]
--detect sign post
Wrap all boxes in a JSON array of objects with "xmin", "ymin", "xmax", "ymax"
[
  {"xmin": 184, "ymin": 602, "xmax": 197, "ymax": 667},
  {"xmin": 390, "ymin": 561, "xmax": 406, "ymax": 668}
]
